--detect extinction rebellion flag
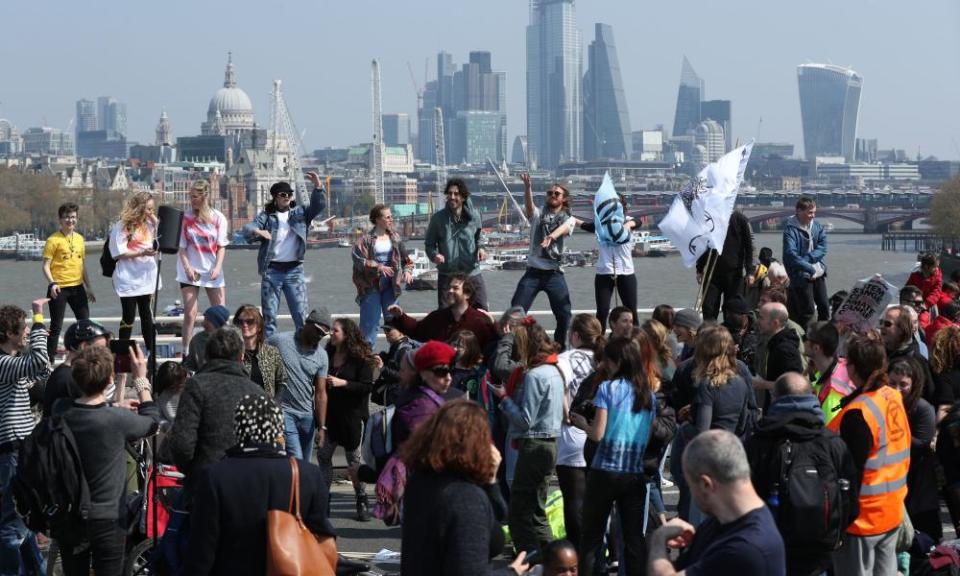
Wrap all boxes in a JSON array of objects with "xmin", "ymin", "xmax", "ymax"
[{"xmin": 658, "ymin": 141, "xmax": 755, "ymax": 268}]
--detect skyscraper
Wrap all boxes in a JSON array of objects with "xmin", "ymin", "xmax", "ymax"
[
  {"xmin": 75, "ymin": 99, "xmax": 97, "ymax": 135},
  {"xmin": 527, "ymin": 0, "xmax": 582, "ymax": 169},
  {"xmin": 797, "ymin": 63, "xmax": 862, "ymax": 162},
  {"xmin": 695, "ymin": 120, "xmax": 725, "ymax": 163},
  {"xmin": 383, "ymin": 113, "xmax": 410, "ymax": 147},
  {"xmin": 583, "ymin": 23, "xmax": 631, "ymax": 161},
  {"xmin": 701, "ymin": 99, "xmax": 731, "ymax": 153},
  {"xmin": 672, "ymin": 56, "xmax": 703, "ymax": 138},
  {"xmin": 97, "ymin": 96, "xmax": 127, "ymax": 136}
]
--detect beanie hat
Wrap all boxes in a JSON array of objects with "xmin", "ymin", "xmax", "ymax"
[
  {"xmin": 204, "ymin": 305, "xmax": 231, "ymax": 329},
  {"xmin": 413, "ymin": 341, "xmax": 457, "ymax": 371},
  {"xmin": 674, "ymin": 308, "xmax": 703, "ymax": 331},
  {"xmin": 306, "ymin": 308, "xmax": 333, "ymax": 330}
]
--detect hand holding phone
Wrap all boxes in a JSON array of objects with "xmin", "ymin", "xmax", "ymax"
[{"xmin": 109, "ymin": 339, "xmax": 134, "ymax": 374}]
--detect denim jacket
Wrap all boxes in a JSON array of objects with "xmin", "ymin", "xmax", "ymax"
[
  {"xmin": 242, "ymin": 186, "xmax": 326, "ymax": 276},
  {"xmin": 782, "ymin": 215, "xmax": 827, "ymax": 286},
  {"xmin": 501, "ymin": 363, "xmax": 564, "ymax": 439}
]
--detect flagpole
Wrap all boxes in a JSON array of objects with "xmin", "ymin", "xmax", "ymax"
[{"xmin": 694, "ymin": 249, "xmax": 719, "ymax": 311}]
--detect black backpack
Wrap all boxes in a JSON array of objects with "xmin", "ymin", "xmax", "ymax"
[
  {"xmin": 758, "ymin": 431, "xmax": 859, "ymax": 553},
  {"xmin": 99, "ymin": 235, "xmax": 116, "ymax": 278},
  {"xmin": 11, "ymin": 408, "xmax": 90, "ymax": 536}
]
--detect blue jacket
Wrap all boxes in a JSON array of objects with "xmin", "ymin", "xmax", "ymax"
[
  {"xmin": 501, "ymin": 363, "xmax": 564, "ymax": 439},
  {"xmin": 782, "ymin": 215, "xmax": 827, "ymax": 286},
  {"xmin": 243, "ymin": 186, "xmax": 327, "ymax": 276}
]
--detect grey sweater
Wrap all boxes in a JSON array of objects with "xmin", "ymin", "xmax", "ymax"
[{"xmin": 62, "ymin": 401, "xmax": 160, "ymax": 520}]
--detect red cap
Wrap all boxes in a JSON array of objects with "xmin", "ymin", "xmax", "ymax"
[{"xmin": 414, "ymin": 341, "xmax": 457, "ymax": 371}]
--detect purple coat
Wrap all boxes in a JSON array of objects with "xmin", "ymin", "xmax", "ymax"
[{"xmin": 392, "ymin": 385, "xmax": 462, "ymax": 448}]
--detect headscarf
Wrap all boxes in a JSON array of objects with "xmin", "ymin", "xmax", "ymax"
[{"xmin": 233, "ymin": 394, "xmax": 285, "ymax": 454}]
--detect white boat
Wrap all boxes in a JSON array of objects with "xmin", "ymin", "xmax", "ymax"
[
  {"xmin": 485, "ymin": 248, "xmax": 528, "ymax": 271},
  {"xmin": 632, "ymin": 231, "xmax": 678, "ymax": 257},
  {"xmin": 405, "ymin": 249, "xmax": 439, "ymax": 290},
  {"xmin": 337, "ymin": 237, "xmax": 352, "ymax": 248}
]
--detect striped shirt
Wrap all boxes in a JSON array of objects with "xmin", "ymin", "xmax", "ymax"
[{"xmin": 0, "ymin": 325, "xmax": 50, "ymax": 445}]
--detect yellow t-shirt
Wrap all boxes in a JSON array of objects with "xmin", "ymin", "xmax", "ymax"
[{"xmin": 43, "ymin": 231, "xmax": 85, "ymax": 287}]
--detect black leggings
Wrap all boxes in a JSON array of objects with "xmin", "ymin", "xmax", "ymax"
[
  {"xmin": 595, "ymin": 273, "xmax": 638, "ymax": 332},
  {"xmin": 556, "ymin": 465, "xmax": 586, "ymax": 551},
  {"xmin": 119, "ymin": 295, "xmax": 155, "ymax": 354},
  {"xmin": 47, "ymin": 285, "xmax": 90, "ymax": 359}
]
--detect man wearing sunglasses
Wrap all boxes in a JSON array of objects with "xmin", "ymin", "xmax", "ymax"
[
  {"xmin": 508, "ymin": 174, "xmax": 576, "ymax": 349},
  {"xmin": 424, "ymin": 178, "xmax": 489, "ymax": 310},
  {"xmin": 243, "ymin": 172, "xmax": 326, "ymax": 337}
]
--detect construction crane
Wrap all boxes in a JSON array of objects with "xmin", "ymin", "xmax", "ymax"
[
  {"xmin": 270, "ymin": 80, "xmax": 308, "ymax": 205},
  {"xmin": 371, "ymin": 59, "xmax": 385, "ymax": 204},
  {"xmin": 406, "ymin": 61, "xmax": 423, "ymax": 113},
  {"xmin": 433, "ymin": 107, "xmax": 446, "ymax": 207}
]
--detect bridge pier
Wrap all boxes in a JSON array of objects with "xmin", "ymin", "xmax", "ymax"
[{"xmin": 863, "ymin": 207, "xmax": 881, "ymax": 234}]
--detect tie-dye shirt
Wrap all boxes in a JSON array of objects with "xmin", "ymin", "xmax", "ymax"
[{"xmin": 591, "ymin": 378, "xmax": 655, "ymax": 474}]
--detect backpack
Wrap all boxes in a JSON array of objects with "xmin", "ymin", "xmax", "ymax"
[
  {"xmin": 361, "ymin": 404, "xmax": 396, "ymax": 472},
  {"xmin": 99, "ymin": 235, "xmax": 116, "ymax": 278},
  {"xmin": 760, "ymin": 431, "xmax": 858, "ymax": 553},
  {"xmin": 11, "ymin": 408, "xmax": 90, "ymax": 536}
]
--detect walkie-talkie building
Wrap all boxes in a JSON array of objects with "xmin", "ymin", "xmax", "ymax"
[{"xmin": 797, "ymin": 63, "xmax": 862, "ymax": 162}]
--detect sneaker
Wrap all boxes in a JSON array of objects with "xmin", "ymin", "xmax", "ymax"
[
  {"xmin": 355, "ymin": 493, "xmax": 371, "ymax": 522},
  {"xmin": 661, "ymin": 477, "xmax": 674, "ymax": 488}
]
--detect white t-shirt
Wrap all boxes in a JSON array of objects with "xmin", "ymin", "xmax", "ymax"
[
  {"xmin": 595, "ymin": 242, "xmax": 635, "ymax": 275},
  {"xmin": 272, "ymin": 211, "xmax": 299, "ymax": 263},
  {"xmin": 109, "ymin": 221, "xmax": 161, "ymax": 297},
  {"xmin": 556, "ymin": 348, "xmax": 595, "ymax": 468},
  {"xmin": 176, "ymin": 208, "xmax": 230, "ymax": 288}
]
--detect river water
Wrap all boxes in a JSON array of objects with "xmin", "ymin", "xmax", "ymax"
[{"xmin": 1, "ymin": 225, "xmax": 918, "ymax": 331}]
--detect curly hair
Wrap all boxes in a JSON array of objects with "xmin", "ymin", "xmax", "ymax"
[
  {"xmin": 847, "ymin": 330, "xmax": 889, "ymax": 392},
  {"xmin": 931, "ymin": 325, "xmax": 960, "ymax": 375},
  {"xmin": 331, "ymin": 318, "xmax": 375, "ymax": 364},
  {"xmin": 0, "ymin": 306, "xmax": 25, "ymax": 344},
  {"xmin": 119, "ymin": 191, "xmax": 156, "ymax": 235},
  {"xmin": 401, "ymin": 400, "xmax": 496, "ymax": 486},
  {"xmin": 693, "ymin": 325, "xmax": 737, "ymax": 387}
]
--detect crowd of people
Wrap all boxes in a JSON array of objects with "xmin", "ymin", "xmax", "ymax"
[{"xmin": 0, "ymin": 181, "xmax": 955, "ymax": 576}]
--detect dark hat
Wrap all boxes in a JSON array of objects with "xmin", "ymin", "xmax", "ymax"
[
  {"xmin": 270, "ymin": 181, "xmax": 294, "ymax": 196},
  {"xmin": 722, "ymin": 296, "xmax": 751, "ymax": 316},
  {"xmin": 63, "ymin": 319, "xmax": 111, "ymax": 351},
  {"xmin": 674, "ymin": 308, "xmax": 703, "ymax": 331},
  {"xmin": 413, "ymin": 341, "xmax": 457, "ymax": 371},
  {"xmin": 382, "ymin": 324, "xmax": 400, "ymax": 334},
  {"xmin": 203, "ymin": 305, "xmax": 231, "ymax": 329},
  {"xmin": 306, "ymin": 308, "xmax": 332, "ymax": 330}
]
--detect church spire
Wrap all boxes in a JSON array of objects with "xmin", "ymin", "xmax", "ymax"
[{"xmin": 224, "ymin": 51, "xmax": 237, "ymax": 88}]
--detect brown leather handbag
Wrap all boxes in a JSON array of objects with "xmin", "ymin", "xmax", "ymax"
[{"xmin": 266, "ymin": 457, "xmax": 338, "ymax": 576}]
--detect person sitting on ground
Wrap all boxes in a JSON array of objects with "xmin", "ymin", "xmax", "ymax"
[
  {"xmin": 168, "ymin": 326, "xmax": 267, "ymax": 495},
  {"xmin": 525, "ymin": 539, "xmax": 579, "ymax": 576},
  {"xmin": 721, "ymin": 296, "xmax": 759, "ymax": 370},
  {"xmin": 373, "ymin": 324, "xmax": 416, "ymax": 406},
  {"xmin": 745, "ymin": 372, "xmax": 857, "ymax": 576},
  {"xmin": 805, "ymin": 321, "xmax": 856, "ymax": 425},
  {"xmin": 926, "ymin": 300, "xmax": 960, "ymax": 346},
  {"xmin": 672, "ymin": 308, "xmax": 702, "ymax": 362},
  {"xmin": 60, "ymin": 343, "xmax": 160, "ymax": 576},
  {"xmin": 449, "ymin": 330, "xmax": 486, "ymax": 401},
  {"xmin": 608, "ymin": 305, "xmax": 636, "ymax": 339},
  {"xmin": 906, "ymin": 252, "xmax": 944, "ymax": 313},
  {"xmin": 182, "ymin": 395, "xmax": 335, "ymax": 576},
  {"xmin": 648, "ymin": 429, "xmax": 786, "ymax": 576},
  {"xmin": 183, "ymin": 305, "xmax": 230, "ymax": 373},
  {"xmin": 653, "ymin": 304, "xmax": 683, "ymax": 359},
  {"xmin": 155, "ymin": 361, "xmax": 188, "ymax": 464},
  {"xmin": 42, "ymin": 319, "xmax": 114, "ymax": 415},
  {"xmin": 389, "ymin": 273, "xmax": 496, "ymax": 352}
]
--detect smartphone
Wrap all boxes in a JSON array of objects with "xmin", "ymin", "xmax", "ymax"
[
  {"xmin": 524, "ymin": 549, "xmax": 542, "ymax": 566},
  {"xmin": 109, "ymin": 339, "xmax": 134, "ymax": 374}
]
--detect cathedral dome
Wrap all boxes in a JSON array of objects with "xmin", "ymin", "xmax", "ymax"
[{"xmin": 202, "ymin": 53, "xmax": 255, "ymax": 135}]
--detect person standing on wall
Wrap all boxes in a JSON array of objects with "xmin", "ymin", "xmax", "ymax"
[
  {"xmin": 177, "ymin": 179, "xmax": 229, "ymax": 354},
  {"xmin": 424, "ymin": 178, "xmax": 488, "ymax": 310},
  {"xmin": 783, "ymin": 197, "xmax": 829, "ymax": 328},
  {"xmin": 696, "ymin": 209, "xmax": 755, "ymax": 322},
  {"xmin": 42, "ymin": 202, "xmax": 96, "ymax": 360},
  {"xmin": 509, "ymin": 174, "xmax": 576, "ymax": 349},
  {"xmin": 243, "ymin": 172, "xmax": 326, "ymax": 337}
]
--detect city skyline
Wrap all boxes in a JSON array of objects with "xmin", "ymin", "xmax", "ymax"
[{"xmin": 1, "ymin": 0, "xmax": 957, "ymax": 161}]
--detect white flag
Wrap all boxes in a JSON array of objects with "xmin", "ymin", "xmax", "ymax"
[{"xmin": 658, "ymin": 141, "xmax": 755, "ymax": 268}]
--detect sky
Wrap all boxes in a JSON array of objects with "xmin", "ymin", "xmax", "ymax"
[{"xmin": 2, "ymin": 0, "xmax": 958, "ymax": 160}]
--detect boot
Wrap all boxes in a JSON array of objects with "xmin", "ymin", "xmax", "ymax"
[{"xmin": 355, "ymin": 493, "xmax": 371, "ymax": 522}]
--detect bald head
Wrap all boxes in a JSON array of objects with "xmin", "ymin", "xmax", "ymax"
[
  {"xmin": 773, "ymin": 371, "xmax": 813, "ymax": 399},
  {"xmin": 759, "ymin": 302, "xmax": 789, "ymax": 335},
  {"xmin": 682, "ymin": 429, "xmax": 751, "ymax": 485}
]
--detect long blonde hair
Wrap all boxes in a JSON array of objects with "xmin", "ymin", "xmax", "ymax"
[
  {"xmin": 693, "ymin": 325, "xmax": 737, "ymax": 387},
  {"xmin": 119, "ymin": 191, "xmax": 156, "ymax": 235},
  {"xmin": 642, "ymin": 319, "xmax": 672, "ymax": 368},
  {"xmin": 189, "ymin": 179, "xmax": 213, "ymax": 223}
]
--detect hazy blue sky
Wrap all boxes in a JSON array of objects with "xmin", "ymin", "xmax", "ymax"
[{"xmin": 2, "ymin": 0, "xmax": 958, "ymax": 160}]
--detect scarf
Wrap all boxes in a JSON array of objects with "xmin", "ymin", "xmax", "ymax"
[{"xmin": 233, "ymin": 394, "xmax": 285, "ymax": 453}]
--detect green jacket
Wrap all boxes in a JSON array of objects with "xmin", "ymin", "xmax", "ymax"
[{"xmin": 424, "ymin": 198, "xmax": 485, "ymax": 275}]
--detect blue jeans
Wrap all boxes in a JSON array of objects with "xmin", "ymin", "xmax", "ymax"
[
  {"xmin": 283, "ymin": 410, "xmax": 316, "ymax": 462},
  {"xmin": 359, "ymin": 276, "xmax": 398, "ymax": 348},
  {"xmin": 261, "ymin": 263, "xmax": 308, "ymax": 338},
  {"xmin": 510, "ymin": 268, "xmax": 572, "ymax": 348},
  {"xmin": 0, "ymin": 452, "xmax": 44, "ymax": 576}
]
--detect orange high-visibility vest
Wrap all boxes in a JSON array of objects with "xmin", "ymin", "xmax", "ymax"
[{"xmin": 828, "ymin": 385, "xmax": 911, "ymax": 536}]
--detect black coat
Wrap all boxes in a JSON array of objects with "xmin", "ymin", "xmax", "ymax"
[
  {"xmin": 696, "ymin": 211, "xmax": 756, "ymax": 277},
  {"xmin": 324, "ymin": 347, "xmax": 376, "ymax": 450},
  {"xmin": 764, "ymin": 328, "xmax": 804, "ymax": 381},
  {"xmin": 182, "ymin": 449, "xmax": 335, "ymax": 576}
]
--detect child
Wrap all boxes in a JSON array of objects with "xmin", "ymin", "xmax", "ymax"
[
  {"xmin": 448, "ymin": 329, "xmax": 485, "ymax": 402},
  {"xmin": 907, "ymin": 253, "xmax": 944, "ymax": 311}
]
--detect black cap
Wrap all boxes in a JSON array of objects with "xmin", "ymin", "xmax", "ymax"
[{"xmin": 270, "ymin": 181, "xmax": 294, "ymax": 196}]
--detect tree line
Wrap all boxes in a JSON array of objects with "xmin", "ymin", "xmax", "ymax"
[
  {"xmin": 0, "ymin": 168, "xmax": 125, "ymax": 238},
  {"xmin": 930, "ymin": 176, "xmax": 960, "ymax": 238}
]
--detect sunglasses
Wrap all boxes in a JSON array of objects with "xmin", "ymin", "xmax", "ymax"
[
  {"xmin": 275, "ymin": 191, "xmax": 293, "ymax": 198},
  {"xmin": 429, "ymin": 365, "xmax": 452, "ymax": 377},
  {"xmin": 547, "ymin": 190, "xmax": 564, "ymax": 197},
  {"xmin": 235, "ymin": 318, "xmax": 257, "ymax": 327}
]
